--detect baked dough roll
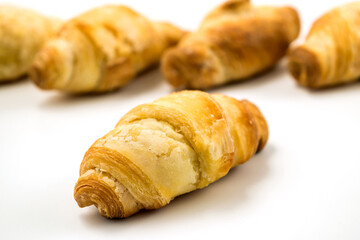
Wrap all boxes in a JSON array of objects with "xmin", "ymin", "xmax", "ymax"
[
  {"xmin": 288, "ymin": 2, "xmax": 360, "ymax": 89},
  {"xmin": 0, "ymin": 5, "xmax": 61, "ymax": 82},
  {"xmin": 74, "ymin": 90, "xmax": 269, "ymax": 218},
  {"xmin": 161, "ymin": 0, "xmax": 300, "ymax": 89},
  {"xmin": 30, "ymin": 5, "xmax": 185, "ymax": 94}
]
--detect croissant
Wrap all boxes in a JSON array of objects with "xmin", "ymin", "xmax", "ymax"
[
  {"xmin": 288, "ymin": 2, "xmax": 360, "ymax": 89},
  {"xmin": 0, "ymin": 5, "xmax": 61, "ymax": 82},
  {"xmin": 161, "ymin": 0, "xmax": 300, "ymax": 89},
  {"xmin": 74, "ymin": 90, "xmax": 268, "ymax": 218},
  {"xmin": 30, "ymin": 5, "xmax": 185, "ymax": 94}
]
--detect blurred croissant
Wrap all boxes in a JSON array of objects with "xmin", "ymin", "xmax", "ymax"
[
  {"xmin": 30, "ymin": 5, "xmax": 185, "ymax": 94},
  {"xmin": 161, "ymin": 0, "xmax": 300, "ymax": 89},
  {"xmin": 74, "ymin": 90, "xmax": 269, "ymax": 218},
  {"xmin": 288, "ymin": 2, "xmax": 360, "ymax": 89},
  {"xmin": 0, "ymin": 5, "xmax": 61, "ymax": 82}
]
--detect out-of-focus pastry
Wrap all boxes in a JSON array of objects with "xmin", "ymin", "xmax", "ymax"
[
  {"xmin": 30, "ymin": 5, "xmax": 185, "ymax": 94},
  {"xmin": 288, "ymin": 2, "xmax": 360, "ymax": 89},
  {"xmin": 0, "ymin": 5, "xmax": 61, "ymax": 82},
  {"xmin": 161, "ymin": 0, "xmax": 300, "ymax": 89}
]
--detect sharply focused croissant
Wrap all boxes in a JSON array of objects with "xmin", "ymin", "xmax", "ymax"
[
  {"xmin": 74, "ymin": 90, "xmax": 269, "ymax": 218},
  {"xmin": 288, "ymin": 2, "xmax": 360, "ymax": 89},
  {"xmin": 161, "ymin": 0, "xmax": 300, "ymax": 89},
  {"xmin": 30, "ymin": 5, "xmax": 185, "ymax": 94},
  {"xmin": 0, "ymin": 5, "xmax": 61, "ymax": 82}
]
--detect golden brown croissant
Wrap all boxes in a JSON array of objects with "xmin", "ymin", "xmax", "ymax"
[
  {"xmin": 161, "ymin": 0, "xmax": 300, "ymax": 89},
  {"xmin": 288, "ymin": 2, "xmax": 360, "ymax": 89},
  {"xmin": 30, "ymin": 5, "xmax": 185, "ymax": 93},
  {"xmin": 0, "ymin": 5, "xmax": 61, "ymax": 82},
  {"xmin": 74, "ymin": 90, "xmax": 269, "ymax": 218}
]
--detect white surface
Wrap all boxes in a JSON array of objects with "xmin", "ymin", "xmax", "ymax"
[{"xmin": 1, "ymin": 0, "xmax": 360, "ymax": 239}]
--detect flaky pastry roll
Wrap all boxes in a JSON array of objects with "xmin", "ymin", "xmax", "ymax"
[
  {"xmin": 161, "ymin": 0, "xmax": 300, "ymax": 89},
  {"xmin": 0, "ymin": 5, "xmax": 61, "ymax": 82},
  {"xmin": 30, "ymin": 5, "xmax": 185, "ymax": 93},
  {"xmin": 288, "ymin": 2, "xmax": 360, "ymax": 89},
  {"xmin": 74, "ymin": 90, "xmax": 269, "ymax": 218}
]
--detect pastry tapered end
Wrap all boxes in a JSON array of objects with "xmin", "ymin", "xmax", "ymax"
[
  {"xmin": 153, "ymin": 22, "xmax": 187, "ymax": 47},
  {"xmin": 288, "ymin": 46, "xmax": 322, "ymax": 89},
  {"xmin": 74, "ymin": 177, "xmax": 123, "ymax": 218},
  {"xmin": 74, "ymin": 169, "xmax": 142, "ymax": 218},
  {"xmin": 29, "ymin": 39, "xmax": 73, "ymax": 90},
  {"xmin": 241, "ymin": 100, "xmax": 269, "ymax": 152},
  {"xmin": 161, "ymin": 45, "xmax": 222, "ymax": 89},
  {"xmin": 279, "ymin": 6, "xmax": 301, "ymax": 43},
  {"xmin": 161, "ymin": 48, "xmax": 188, "ymax": 88}
]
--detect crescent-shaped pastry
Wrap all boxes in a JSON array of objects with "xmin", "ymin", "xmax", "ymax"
[
  {"xmin": 288, "ymin": 2, "xmax": 360, "ymax": 89},
  {"xmin": 30, "ymin": 5, "xmax": 185, "ymax": 93},
  {"xmin": 74, "ymin": 90, "xmax": 269, "ymax": 218},
  {"xmin": 161, "ymin": 0, "xmax": 300, "ymax": 89},
  {"xmin": 0, "ymin": 5, "xmax": 61, "ymax": 82}
]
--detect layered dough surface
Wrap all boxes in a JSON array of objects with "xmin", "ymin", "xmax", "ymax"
[
  {"xmin": 30, "ymin": 5, "xmax": 184, "ymax": 93},
  {"xmin": 94, "ymin": 118, "xmax": 199, "ymax": 200},
  {"xmin": 161, "ymin": 0, "xmax": 300, "ymax": 89},
  {"xmin": 0, "ymin": 5, "xmax": 61, "ymax": 81},
  {"xmin": 288, "ymin": 2, "xmax": 360, "ymax": 88},
  {"xmin": 75, "ymin": 91, "xmax": 268, "ymax": 218}
]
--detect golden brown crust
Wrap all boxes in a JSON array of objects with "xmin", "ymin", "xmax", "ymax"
[
  {"xmin": 288, "ymin": 2, "xmax": 360, "ymax": 89},
  {"xmin": 80, "ymin": 147, "xmax": 166, "ymax": 209},
  {"xmin": 211, "ymin": 94, "xmax": 268, "ymax": 165},
  {"xmin": 74, "ymin": 90, "xmax": 269, "ymax": 218},
  {"xmin": 161, "ymin": 0, "xmax": 300, "ymax": 89},
  {"xmin": 74, "ymin": 171, "xmax": 125, "ymax": 218},
  {"xmin": 30, "ymin": 5, "xmax": 185, "ymax": 94},
  {"xmin": 241, "ymin": 100, "xmax": 269, "ymax": 152},
  {"xmin": 288, "ymin": 46, "xmax": 322, "ymax": 88},
  {"xmin": 118, "ymin": 91, "xmax": 235, "ymax": 187},
  {"xmin": 0, "ymin": 5, "xmax": 61, "ymax": 82}
]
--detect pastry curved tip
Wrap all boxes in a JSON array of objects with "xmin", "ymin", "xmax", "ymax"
[
  {"xmin": 153, "ymin": 21, "xmax": 187, "ymax": 46},
  {"xmin": 74, "ymin": 174, "xmax": 125, "ymax": 219},
  {"xmin": 241, "ymin": 100, "xmax": 269, "ymax": 152},
  {"xmin": 74, "ymin": 168, "xmax": 143, "ymax": 219},
  {"xmin": 161, "ymin": 45, "xmax": 219, "ymax": 89},
  {"xmin": 29, "ymin": 39, "xmax": 73, "ymax": 91},
  {"xmin": 29, "ymin": 62, "xmax": 47, "ymax": 89},
  {"xmin": 281, "ymin": 6, "xmax": 301, "ymax": 41},
  {"xmin": 288, "ymin": 46, "xmax": 322, "ymax": 89},
  {"xmin": 161, "ymin": 48, "xmax": 189, "ymax": 88}
]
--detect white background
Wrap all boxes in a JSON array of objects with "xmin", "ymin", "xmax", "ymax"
[{"xmin": 1, "ymin": 0, "xmax": 360, "ymax": 239}]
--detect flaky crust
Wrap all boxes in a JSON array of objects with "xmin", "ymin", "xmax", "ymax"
[
  {"xmin": 161, "ymin": 0, "xmax": 300, "ymax": 89},
  {"xmin": 74, "ymin": 90, "xmax": 269, "ymax": 218},
  {"xmin": 0, "ymin": 5, "xmax": 61, "ymax": 81},
  {"xmin": 30, "ymin": 5, "xmax": 185, "ymax": 93},
  {"xmin": 288, "ymin": 2, "xmax": 360, "ymax": 89}
]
